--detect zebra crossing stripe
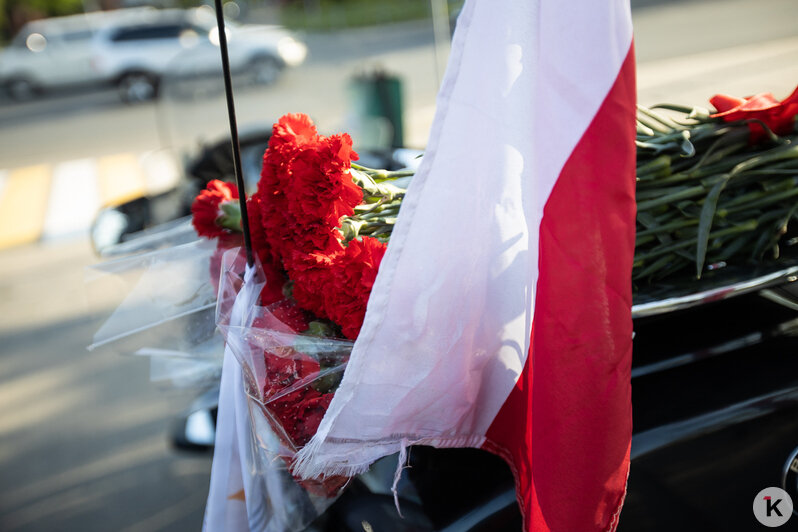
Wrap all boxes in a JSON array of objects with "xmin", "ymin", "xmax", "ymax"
[
  {"xmin": 0, "ymin": 171, "xmax": 7, "ymax": 203},
  {"xmin": 139, "ymin": 150, "xmax": 181, "ymax": 196},
  {"xmin": 97, "ymin": 153, "xmax": 147, "ymax": 207},
  {"xmin": 0, "ymin": 165, "xmax": 51, "ymax": 249},
  {"xmin": 0, "ymin": 150, "xmax": 183, "ymax": 250},
  {"xmin": 42, "ymin": 159, "xmax": 101, "ymax": 242}
]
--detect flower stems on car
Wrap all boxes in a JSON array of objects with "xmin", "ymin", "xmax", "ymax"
[{"xmin": 634, "ymin": 86, "xmax": 798, "ymax": 282}]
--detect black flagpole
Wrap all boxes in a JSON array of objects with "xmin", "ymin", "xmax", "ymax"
[{"xmin": 213, "ymin": 0, "xmax": 254, "ymax": 268}]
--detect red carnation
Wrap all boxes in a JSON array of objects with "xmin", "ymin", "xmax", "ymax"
[
  {"xmin": 285, "ymin": 135, "xmax": 363, "ymax": 229},
  {"xmin": 246, "ymin": 194, "xmax": 288, "ymax": 305},
  {"xmin": 710, "ymin": 85, "xmax": 798, "ymax": 143},
  {"xmin": 191, "ymin": 180, "xmax": 240, "ymax": 238},
  {"xmin": 270, "ymin": 113, "xmax": 319, "ymax": 150},
  {"xmin": 324, "ymin": 237, "xmax": 387, "ymax": 339},
  {"xmin": 254, "ymin": 114, "xmax": 360, "ymax": 265},
  {"xmin": 288, "ymin": 248, "xmax": 342, "ymax": 321}
]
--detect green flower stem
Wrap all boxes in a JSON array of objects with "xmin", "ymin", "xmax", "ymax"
[
  {"xmin": 758, "ymin": 176, "xmax": 798, "ymax": 193},
  {"xmin": 637, "ymin": 123, "xmax": 656, "ymax": 137},
  {"xmin": 351, "ymin": 163, "xmax": 416, "ymax": 180},
  {"xmin": 650, "ymin": 103, "xmax": 712, "ymax": 119},
  {"xmin": 636, "ymin": 218, "xmax": 699, "ymax": 238},
  {"xmin": 351, "ymin": 168, "xmax": 408, "ymax": 203},
  {"xmin": 359, "ymin": 206, "xmax": 400, "ymax": 221},
  {"xmin": 635, "ymin": 234, "xmax": 658, "ymax": 248},
  {"xmin": 729, "ymin": 144, "xmax": 798, "ymax": 176},
  {"xmin": 742, "ymin": 169, "xmax": 798, "ymax": 176},
  {"xmin": 724, "ymin": 187, "xmax": 798, "ymax": 214},
  {"xmin": 634, "ymin": 219, "xmax": 758, "ymax": 264},
  {"xmin": 218, "ymin": 201, "xmax": 243, "ymax": 232},
  {"xmin": 636, "ymin": 110, "xmax": 675, "ymax": 134},
  {"xmin": 636, "ymin": 185, "xmax": 708, "ymax": 210},
  {"xmin": 636, "ymin": 155, "xmax": 672, "ymax": 181},
  {"xmin": 340, "ymin": 218, "xmax": 366, "ymax": 241},
  {"xmin": 632, "ymin": 253, "xmax": 678, "ymax": 280},
  {"xmin": 632, "ymin": 100, "xmax": 797, "ymax": 282},
  {"xmin": 684, "ymin": 133, "xmax": 748, "ymax": 174},
  {"xmin": 716, "ymin": 188, "xmax": 770, "ymax": 210},
  {"xmin": 636, "ymin": 185, "xmax": 696, "ymax": 201},
  {"xmin": 636, "ymin": 170, "xmax": 697, "ymax": 189},
  {"xmin": 637, "ymin": 128, "xmax": 692, "ymax": 145}
]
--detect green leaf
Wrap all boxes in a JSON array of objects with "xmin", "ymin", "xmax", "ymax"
[{"xmin": 695, "ymin": 175, "xmax": 730, "ymax": 278}]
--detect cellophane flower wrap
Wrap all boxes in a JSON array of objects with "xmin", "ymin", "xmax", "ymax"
[
  {"xmin": 213, "ymin": 248, "xmax": 352, "ymax": 501},
  {"xmin": 191, "ymin": 113, "xmax": 413, "ymax": 524}
]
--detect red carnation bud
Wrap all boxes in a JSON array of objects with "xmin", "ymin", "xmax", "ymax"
[{"xmin": 191, "ymin": 180, "xmax": 241, "ymax": 238}]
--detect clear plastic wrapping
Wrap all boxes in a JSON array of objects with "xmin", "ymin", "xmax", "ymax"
[
  {"xmin": 215, "ymin": 248, "xmax": 352, "ymax": 504},
  {"xmin": 89, "ymin": 240, "xmax": 352, "ymax": 530},
  {"xmin": 87, "ymin": 238, "xmax": 223, "ymax": 388}
]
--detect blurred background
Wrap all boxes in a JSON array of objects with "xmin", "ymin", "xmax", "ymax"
[{"xmin": 0, "ymin": 0, "xmax": 797, "ymax": 530}]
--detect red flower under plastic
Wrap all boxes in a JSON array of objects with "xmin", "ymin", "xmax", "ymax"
[
  {"xmin": 191, "ymin": 180, "xmax": 239, "ymax": 238},
  {"xmin": 261, "ymin": 348, "xmax": 334, "ymax": 447},
  {"xmin": 264, "ymin": 299, "xmax": 311, "ymax": 334},
  {"xmin": 209, "ymin": 233, "xmax": 243, "ymax": 294},
  {"xmin": 710, "ymin": 85, "xmax": 798, "ymax": 143}
]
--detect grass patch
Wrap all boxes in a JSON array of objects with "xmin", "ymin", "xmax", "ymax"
[{"xmin": 279, "ymin": 0, "xmax": 439, "ymax": 31}]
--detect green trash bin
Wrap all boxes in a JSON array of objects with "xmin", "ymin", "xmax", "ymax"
[{"xmin": 348, "ymin": 70, "xmax": 405, "ymax": 149}]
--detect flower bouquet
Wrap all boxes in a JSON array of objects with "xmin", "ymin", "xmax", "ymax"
[
  {"xmin": 188, "ymin": 113, "xmax": 418, "ymax": 526},
  {"xmin": 193, "ymin": 88, "xmax": 798, "ymax": 494}
]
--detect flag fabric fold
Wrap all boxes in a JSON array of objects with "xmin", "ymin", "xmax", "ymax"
[{"xmin": 293, "ymin": 0, "xmax": 637, "ymax": 530}]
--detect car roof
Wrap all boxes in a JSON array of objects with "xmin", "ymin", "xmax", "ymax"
[{"xmin": 19, "ymin": 7, "xmax": 210, "ymax": 37}]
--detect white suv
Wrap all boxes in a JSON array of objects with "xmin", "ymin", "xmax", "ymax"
[{"xmin": 0, "ymin": 7, "xmax": 307, "ymax": 102}]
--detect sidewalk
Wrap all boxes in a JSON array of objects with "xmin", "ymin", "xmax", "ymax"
[{"xmin": 0, "ymin": 150, "xmax": 180, "ymax": 250}]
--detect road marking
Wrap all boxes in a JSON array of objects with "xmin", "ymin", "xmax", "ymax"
[
  {"xmin": 0, "ymin": 171, "xmax": 7, "ymax": 202},
  {"xmin": 0, "ymin": 150, "xmax": 184, "ymax": 250},
  {"xmin": 638, "ymin": 36, "xmax": 798, "ymax": 91},
  {"xmin": 97, "ymin": 152, "xmax": 147, "ymax": 207},
  {"xmin": 139, "ymin": 150, "xmax": 181, "ymax": 195},
  {"xmin": 0, "ymin": 165, "xmax": 51, "ymax": 248},
  {"xmin": 42, "ymin": 158, "xmax": 101, "ymax": 242}
]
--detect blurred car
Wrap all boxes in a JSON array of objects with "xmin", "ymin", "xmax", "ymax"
[{"xmin": 0, "ymin": 6, "xmax": 307, "ymax": 102}]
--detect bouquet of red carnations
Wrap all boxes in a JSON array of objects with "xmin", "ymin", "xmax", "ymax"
[{"xmin": 192, "ymin": 113, "xmax": 414, "ymax": 509}]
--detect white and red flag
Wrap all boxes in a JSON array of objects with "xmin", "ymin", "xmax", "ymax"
[{"xmin": 294, "ymin": 0, "xmax": 637, "ymax": 530}]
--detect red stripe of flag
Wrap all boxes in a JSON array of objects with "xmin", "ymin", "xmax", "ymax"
[{"xmin": 484, "ymin": 42, "xmax": 637, "ymax": 532}]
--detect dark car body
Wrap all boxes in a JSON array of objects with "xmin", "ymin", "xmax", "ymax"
[
  {"xmin": 326, "ymin": 262, "xmax": 798, "ymax": 531},
  {"xmin": 621, "ymin": 265, "xmax": 798, "ymax": 530}
]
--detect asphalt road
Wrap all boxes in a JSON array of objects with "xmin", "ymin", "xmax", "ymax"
[
  {"xmin": 0, "ymin": 240, "xmax": 212, "ymax": 531},
  {"xmin": 1, "ymin": 1, "xmax": 798, "ymax": 530}
]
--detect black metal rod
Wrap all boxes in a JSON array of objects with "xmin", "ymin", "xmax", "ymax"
[{"xmin": 213, "ymin": 0, "xmax": 254, "ymax": 267}]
